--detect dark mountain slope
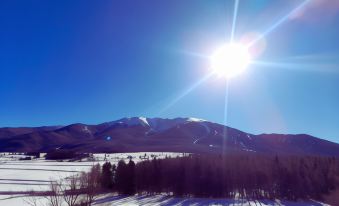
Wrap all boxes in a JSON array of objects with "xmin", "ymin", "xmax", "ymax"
[{"xmin": 0, "ymin": 117, "xmax": 338, "ymax": 156}]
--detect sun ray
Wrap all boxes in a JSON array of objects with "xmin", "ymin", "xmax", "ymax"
[
  {"xmin": 252, "ymin": 60, "xmax": 339, "ymax": 73},
  {"xmin": 157, "ymin": 0, "xmax": 241, "ymax": 116},
  {"xmin": 222, "ymin": 80, "xmax": 230, "ymax": 155},
  {"xmin": 176, "ymin": 50, "xmax": 210, "ymax": 59},
  {"xmin": 247, "ymin": 0, "xmax": 312, "ymax": 48},
  {"xmin": 230, "ymin": 0, "xmax": 240, "ymax": 42},
  {"xmin": 158, "ymin": 72, "xmax": 213, "ymax": 114},
  {"xmin": 222, "ymin": 0, "xmax": 241, "ymax": 156}
]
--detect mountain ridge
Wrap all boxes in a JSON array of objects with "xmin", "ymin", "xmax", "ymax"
[{"xmin": 1, "ymin": 117, "xmax": 338, "ymax": 156}]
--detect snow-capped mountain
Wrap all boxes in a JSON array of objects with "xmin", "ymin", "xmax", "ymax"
[
  {"xmin": 105, "ymin": 117, "xmax": 206, "ymax": 132},
  {"xmin": 1, "ymin": 117, "xmax": 339, "ymax": 156}
]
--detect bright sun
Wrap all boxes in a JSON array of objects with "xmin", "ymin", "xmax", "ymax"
[{"xmin": 210, "ymin": 43, "xmax": 251, "ymax": 78}]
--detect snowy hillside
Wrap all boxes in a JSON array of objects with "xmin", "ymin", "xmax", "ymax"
[{"xmin": 1, "ymin": 117, "xmax": 339, "ymax": 156}]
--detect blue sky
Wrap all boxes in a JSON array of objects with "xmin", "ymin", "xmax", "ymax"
[{"xmin": 1, "ymin": 0, "xmax": 339, "ymax": 143}]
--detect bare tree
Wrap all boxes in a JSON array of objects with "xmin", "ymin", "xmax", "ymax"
[
  {"xmin": 24, "ymin": 164, "xmax": 102, "ymax": 206},
  {"xmin": 44, "ymin": 180, "xmax": 64, "ymax": 206},
  {"xmin": 61, "ymin": 174, "xmax": 81, "ymax": 206},
  {"xmin": 79, "ymin": 164, "xmax": 101, "ymax": 206},
  {"xmin": 23, "ymin": 194, "xmax": 40, "ymax": 206}
]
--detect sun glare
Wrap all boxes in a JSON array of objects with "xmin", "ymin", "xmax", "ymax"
[{"xmin": 210, "ymin": 43, "xmax": 251, "ymax": 78}]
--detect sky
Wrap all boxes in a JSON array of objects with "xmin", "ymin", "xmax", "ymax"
[{"xmin": 0, "ymin": 0, "xmax": 339, "ymax": 143}]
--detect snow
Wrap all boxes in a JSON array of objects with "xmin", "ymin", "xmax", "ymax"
[
  {"xmin": 82, "ymin": 125, "xmax": 91, "ymax": 134},
  {"xmin": 0, "ymin": 194, "xmax": 329, "ymax": 206},
  {"xmin": 93, "ymin": 194, "xmax": 329, "ymax": 206},
  {"xmin": 0, "ymin": 159, "xmax": 91, "ymax": 192},
  {"xmin": 0, "ymin": 153, "xmax": 329, "ymax": 206},
  {"xmin": 193, "ymin": 138, "xmax": 200, "ymax": 144},
  {"xmin": 107, "ymin": 117, "xmax": 208, "ymax": 133},
  {"xmin": 242, "ymin": 148, "xmax": 257, "ymax": 153},
  {"xmin": 0, "ymin": 152, "xmax": 184, "ymax": 192},
  {"xmin": 239, "ymin": 141, "xmax": 246, "ymax": 149},
  {"xmin": 139, "ymin": 117, "xmax": 150, "ymax": 126},
  {"xmin": 246, "ymin": 134, "xmax": 252, "ymax": 140},
  {"xmin": 91, "ymin": 152, "xmax": 185, "ymax": 163},
  {"xmin": 146, "ymin": 118, "xmax": 192, "ymax": 132},
  {"xmin": 186, "ymin": 117, "xmax": 206, "ymax": 122},
  {"xmin": 0, "ymin": 152, "xmax": 187, "ymax": 206},
  {"xmin": 111, "ymin": 117, "xmax": 150, "ymax": 127}
]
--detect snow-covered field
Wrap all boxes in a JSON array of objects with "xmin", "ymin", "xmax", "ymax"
[
  {"xmin": 94, "ymin": 194, "xmax": 328, "ymax": 206},
  {"xmin": 0, "ymin": 152, "xmax": 185, "ymax": 206},
  {"xmin": 0, "ymin": 152, "xmax": 330, "ymax": 206}
]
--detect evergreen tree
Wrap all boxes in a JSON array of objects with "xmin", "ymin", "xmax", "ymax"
[
  {"xmin": 101, "ymin": 162, "xmax": 113, "ymax": 189},
  {"xmin": 126, "ymin": 160, "xmax": 136, "ymax": 195},
  {"xmin": 115, "ymin": 160, "xmax": 127, "ymax": 194}
]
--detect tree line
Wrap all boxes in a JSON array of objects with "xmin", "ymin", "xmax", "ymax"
[
  {"xmin": 26, "ymin": 153, "xmax": 339, "ymax": 205},
  {"xmin": 100, "ymin": 154, "xmax": 339, "ymax": 201}
]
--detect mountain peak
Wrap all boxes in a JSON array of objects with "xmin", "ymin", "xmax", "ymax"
[
  {"xmin": 104, "ymin": 117, "xmax": 207, "ymax": 131},
  {"xmin": 1, "ymin": 117, "xmax": 339, "ymax": 156}
]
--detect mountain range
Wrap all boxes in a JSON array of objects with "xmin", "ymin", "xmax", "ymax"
[{"xmin": 1, "ymin": 117, "xmax": 339, "ymax": 156}]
